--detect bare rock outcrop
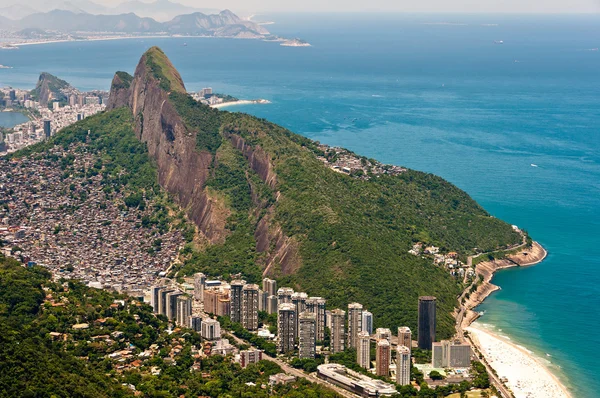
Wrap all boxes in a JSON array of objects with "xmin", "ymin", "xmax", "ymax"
[{"xmin": 107, "ymin": 47, "xmax": 227, "ymax": 243}]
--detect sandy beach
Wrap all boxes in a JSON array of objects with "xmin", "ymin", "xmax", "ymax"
[{"xmin": 468, "ymin": 324, "xmax": 571, "ymax": 398}]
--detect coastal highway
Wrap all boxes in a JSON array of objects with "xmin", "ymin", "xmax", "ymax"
[{"xmin": 226, "ymin": 332, "xmax": 358, "ymax": 398}]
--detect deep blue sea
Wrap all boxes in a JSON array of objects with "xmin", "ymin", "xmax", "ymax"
[{"xmin": 1, "ymin": 13, "xmax": 599, "ymax": 397}]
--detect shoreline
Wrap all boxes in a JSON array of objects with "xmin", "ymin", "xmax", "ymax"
[
  {"xmin": 458, "ymin": 242, "xmax": 572, "ymax": 397},
  {"xmin": 468, "ymin": 323, "xmax": 571, "ymax": 398}
]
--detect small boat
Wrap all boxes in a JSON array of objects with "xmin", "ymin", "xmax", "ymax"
[
  {"xmin": 183, "ymin": 43, "xmax": 188, "ymax": 47},
  {"xmin": 494, "ymin": 40, "xmax": 504, "ymax": 44},
  {"xmin": 531, "ymin": 164, "xmax": 538, "ymax": 167}
]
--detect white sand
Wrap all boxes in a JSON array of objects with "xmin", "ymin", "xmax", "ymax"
[{"xmin": 467, "ymin": 324, "xmax": 571, "ymax": 398}]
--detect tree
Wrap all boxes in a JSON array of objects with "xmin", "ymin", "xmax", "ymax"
[{"xmin": 429, "ymin": 370, "xmax": 444, "ymax": 380}]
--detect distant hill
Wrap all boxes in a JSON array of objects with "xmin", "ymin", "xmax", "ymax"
[
  {"xmin": 30, "ymin": 72, "xmax": 73, "ymax": 106},
  {"xmin": 2, "ymin": 9, "xmax": 268, "ymax": 39},
  {"xmin": 0, "ymin": 4, "xmax": 39, "ymax": 20},
  {"xmin": 112, "ymin": 0, "xmax": 219, "ymax": 22}
]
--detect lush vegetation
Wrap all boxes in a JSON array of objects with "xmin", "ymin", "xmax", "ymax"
[
  {"xmin": 113, "ymin": 71, "xmax": 134, "ymax": 90},
  {"xmin": 0, "ymin": 256, "xmax": 340, "ymax": 398},
  {"xmin": 144, "ymin": 47, "xmax": 185, "ymax": 93},
  {"xmin": 172, "ymin": 106, "xmax": 521, "ymax": 338}
]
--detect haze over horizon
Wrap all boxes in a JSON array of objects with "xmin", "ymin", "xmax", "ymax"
[{"xmin": 0, "ymin": 0, "xmax": 599, "ymax": 14}]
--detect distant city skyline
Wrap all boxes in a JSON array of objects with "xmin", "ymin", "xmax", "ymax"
[{"xmin": 1, "ymin": 0, "xmax": 599, "ymax": 14}]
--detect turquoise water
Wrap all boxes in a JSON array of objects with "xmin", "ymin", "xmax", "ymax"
[
  {"xmin": 0, "ymin": 111, "xmax": 28, "ymax": 127},
  {"xmin": 0, "ymin": 13, "xmax": 599, "ymax": 396}
]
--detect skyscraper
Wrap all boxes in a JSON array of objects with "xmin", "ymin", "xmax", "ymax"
[
  {"xmin": 418, "ymin": 296, "xmax": 436, "ymax": 350},
  {"xmin": 398, "ymin": 327, "xmax": 412, "ymax": 354},
  {"xmin": 150, "ymin": 286, "xmax": 165, "ymax": 313},
  {"xmin": 298, "ymin": 311, "xmax": 316, "ymax": 359},
  {"xmin": 376, "ymin": 339, "xmax": 391, "ymax": 376},
  {"xmin": 262, "ymin": 278, "xmax": 277, "ymax": 296},
  {"xmin": 166, "ymin": 291, "xmax": 183, "ymax": 321},
  {"xmin": 194, "ymin": 272, "xmax": 206, "ymax": 302},
  {"xmin": 230, "ymin": 280, "xmax": 246, "ymax": 324},
  {"xmin": 361, "ymin": 311, "xmax": 373, "ymax": 335},
  {"xmin": 8, "ymin": 90, "xmax": 16, "ymax": 101},
  {"xmin": 190, "ymin": 316, "xmax": 202, "ymax": 332},
  {"xmin": 176, "ymin": 296, "xmax": 192, "ymax": 327},
  {"xmin": 306, "ymin": 297, "xmax": 326, "ymax": 342},
  {"xmin": 242, "ymin": 284, "xmax": 259, "ymax": 331},
  {"xmin": 432, "ymin": 340, "xmax": 472, "ymax": 368},
  {"xmin": 292, "ymin": 292, "xmax": 308, "ymax": 338},
  {"xmin": 267, "ymin": 295, "xmax": 278, "ymax": 314},
  {"xmin": 396, "ymin": 345, "xmax": 411, "ymax": 385},
  {"xmin": 357, "ymin": 331, "xmax": 371, "ymax": 369},
  {"xmin": 158, "ymin": 289, "xmax": 175, "ymax": 316},
  {"xmin": 43, "ymin": 120, "xmax": 51, "ymax": 138},
  {"xmin": 347, "ymin": 302, "xmax": 363, "ymax": 349},
  {"xmin": 277, "ymin": 303, "xmax": 296, "ymax": 354},
  {"xmin": 277, "ymin": 287, "xmax": 294, "ymax": 304},
  {"xmin": 330, "ymin": 309, "xmax": 346, "ymax": 354}
]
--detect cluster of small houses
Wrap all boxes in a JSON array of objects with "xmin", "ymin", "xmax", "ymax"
[
  {"xmin": 316, "ymin": 144, "xmax": 407, "ymax": 180},
  {"xmin": 409, "ymin": 243, "xmax": 475, "ymax": 280},
  {"xmin": 0, "ymin": 147, "xmax": 184, "ymax": 296}
]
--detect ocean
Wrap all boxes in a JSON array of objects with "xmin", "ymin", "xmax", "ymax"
[{"xmin": 0, "ymin": 13, "xmax": 598, "ymax": 397}]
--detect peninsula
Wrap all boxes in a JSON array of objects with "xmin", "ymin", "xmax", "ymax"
[{"xmin": 0, "ymin": 47, "xmax": 552, "ymax": 397}]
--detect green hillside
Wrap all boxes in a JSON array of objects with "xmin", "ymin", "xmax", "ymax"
[{"xmin": 166, "ymin": 88, "xmax": 521, "ymax": 338}]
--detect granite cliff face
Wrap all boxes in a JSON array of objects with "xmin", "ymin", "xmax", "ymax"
[{"xmin": 107, "ymin": 47, "xmax": 228, "ymax": 243}]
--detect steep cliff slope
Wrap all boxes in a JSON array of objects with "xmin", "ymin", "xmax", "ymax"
[
  {"xmin": 30, "ymin": 72, "xmax": 72, "ymax": 106},
  {"xmin": 108, "ymin": 47, "xmax": 521, "ymax": 338}
]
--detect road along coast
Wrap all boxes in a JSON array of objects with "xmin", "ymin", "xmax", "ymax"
[{"xmin": 456, "ymin": 242, "xmax": 571, "ymax": 397}]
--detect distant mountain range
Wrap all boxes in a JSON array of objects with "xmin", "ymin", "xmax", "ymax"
[
  {"xmin": 0, "ymin": 0, "xmax": 219, "ymax": 22},
  {"xmin": 0, "ymin": 9, "xmax": 269, "ymax": 39}
]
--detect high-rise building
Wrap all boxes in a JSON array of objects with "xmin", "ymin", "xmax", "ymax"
[
  {"xmin": 240, "ymin": 350, "xmax": 263, "ymax": 368},
  {"xmin": 347, "ymin": 303, "xmax": 363, "ymax": 349},
  {"xmin": 291, "ymin": 292, "xmax": 308, "ymax": 338},
  {"xmin": 325, "ymin": 310, "xmax": 333, "ymax": 330},
  {"xmin": 258, "ymin": 289, "xmax": 268, "ymax": 312},
  {"xmin": 166, "ymin": 291, "xmax": 183, "ymax": 321},
  {"xmin": 398, "ymin": 327, "xmax": 412, "ymax": 354},
  {"xmin": 158, "ymin": 289, "xmax": 175, "ymax": 316},
  {"xmin": 357, "ymin": 331, "xmax": 371, "ymax": 369},
  {"xmin": 242, "ymin": 284, "xmax": 259, "ymax": 331},
  {"xmin": 230, "ymin": 280, "xmax": 246, "ymax": 323},
  {"xmin": 201, "ymin": 318, "xmax": 221, "ymax": 340},
  {"xmin": 277, "ymin": 303, "xmax": 296, "ymax": 353},
  {"xmin": 9, "ymin": 90, "xmax": 16, "ymax": 101},
  {"xmin": 176, "ymin": 296, "xmax": 192, "ymax": 327},
  {"xmin": 418, "ymin": 296, "xmax": 436, "ymax": 350},
  {"xmin": 298, "ymin": 311, "xmax": 316, "ymax": 359},
  {"xmin": 396, "ymin": 345, "xmax": 411, "ymax": 385},
  {"xmin": 262, "ymin": 278, "xmax": 277, "ymax": 296},
  {"xmin": 267, "ymin": 295, "xmax": 278, "ymax": 314},
  {"xmin": 150, "ymin": 286, "xmax": 165, "ymax": 313},
  {"xmin": 277, "ymin": 287, "xmax": 294, "ymax": 304},
  {"xmin": 69, "ymin": 94, "xmax": 77, "ymax": 107},
  {"xmin": 306, "ymin": 297, "xmax": 326, "ymax": 342},
  {"xmin": 361, "ymin": 311, "xmax": 373, "ymax": 335},
  {"xmin": 190, "ymin": 316, "xmax": 202, "ymax": 332},
  {"xmin": 375, "ymin": 328, "xmax": 392, "ymax": 342},
  {"xmin": 432, "ymin": 340, "xmax": 472, "ymax": 368},
  {"xmin": 43, "ymin": 120, "xmax": 51, "ymax": 138},
  {"xmin": 330, "ymin": 309, "xmax": 346, "ymax": 354},
  {"xmin": 194, "ymin": 272, "xmax": 206, "ymax": 302},
  {"xmin": 376, "ymin": 339, "xmax": 391, "ymax": 376}
]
